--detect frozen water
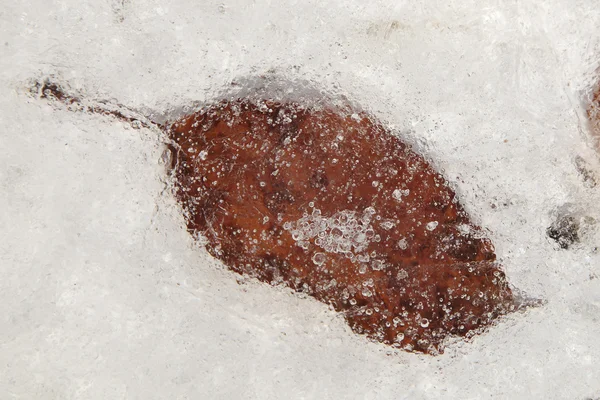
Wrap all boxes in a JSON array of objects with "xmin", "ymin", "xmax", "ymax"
[
  {"xmin": 2, "ymin": 0, "xmax": 600, "ymax": 399},
  {"xmin": 285, "ymin": 208, "xmax": 379, "ymax": 260},
  {"xmin": 425, "ymin": 221, "xmax": 439, "ymax": 231}
]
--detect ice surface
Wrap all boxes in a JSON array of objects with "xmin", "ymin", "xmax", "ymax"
[
  {"xmin": 1, "ymin": 0, "xmax": 600, "ymax": 399},
  {"xmin": 285, "ymin": 207, "xmax": 379, "ymax": 257}
]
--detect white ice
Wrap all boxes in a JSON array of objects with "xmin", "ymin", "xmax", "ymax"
[{"xmin": 1, "ymin": 0, "xmax": 600, "ymax": 398}]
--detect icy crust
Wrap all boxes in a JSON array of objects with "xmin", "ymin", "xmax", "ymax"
[{"xmin": 168, "ymin": 97, "xmax": 516, "ymax": 354}]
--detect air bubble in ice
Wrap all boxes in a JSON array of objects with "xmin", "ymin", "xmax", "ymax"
[
  {"xmin": 312, "ymin": 252, "xmax": 326, "ymax": 265},
  {"xmin": 426, "ymin": 221, "xmax": 439, "ymax": 231},
  {"xmin": 285, "ymin": 206, "xmax": 382, "ymax": 261},
  {"xmin": 371, "ymin": 260, "xmax": 385, "ymax": 271},
  {"xmin": 357, "ymin": 253, "xmax": 370, "ymax": 263},
  {"xmin": 355, "ymin": 232, "xmax": 367, "ymax": 243},
  {"xmin": 380, "ymin": 220, "xmax": 395, "ymax": 230}
]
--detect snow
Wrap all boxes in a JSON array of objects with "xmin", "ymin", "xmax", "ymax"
[{"xmin": 1, "ymin": 0, "xmax": 600, "ymax": 398}]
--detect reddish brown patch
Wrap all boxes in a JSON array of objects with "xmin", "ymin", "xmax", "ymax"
[
  {"xmin": 168, "ymin": 99, "xmax": 516, "ymax": 354},
  {"xmin": 587, "ymin": 85, "xmax": 600, "ymax": 151}
]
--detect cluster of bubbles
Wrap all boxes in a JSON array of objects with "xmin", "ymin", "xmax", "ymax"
[{"xmin": 283, "ymin": 205, "xmax": 381, "ymax": 261}]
